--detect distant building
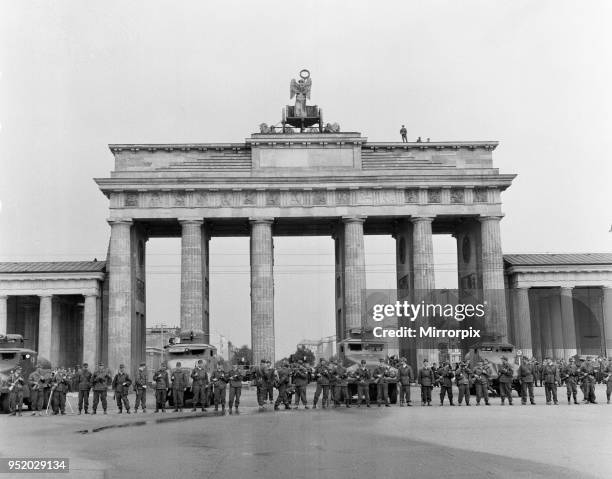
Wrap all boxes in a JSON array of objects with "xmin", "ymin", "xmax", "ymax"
[{"xmin": 298, "ymin": 336, "xmax": 337, "ymax": 362}]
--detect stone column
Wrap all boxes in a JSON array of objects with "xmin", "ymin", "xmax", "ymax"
[
  {"xmin": 603, "ymin": 287, "xmax": 612, "ymax": 357},
  {"xmin": 83, "ymin": 294, "xmax": 98, "ymax": 367},
  {"xmin": 38, "ymin": 295, "xmax": 53, "ymax": 362},
  {"xmin": 411, "ymin": 217, "xmax": 436, "ymax": 365},
  {"xmin": 342, "ymin": 217, "xmax": 367, "ymax": 331},
  {"xmin": 559, "ymin": 287, "xmax": 577, "ymax": 359},
  {"xmin": 108, "ymin": 219, "xmax": 133, "ymax": 373},
  {"xmin": 479, "ymin": 216, "xmax": 508, "ymax": 341},
  {"xmin": 549, "ymin": 292, "xmax": 564, "ymax": 360},
  {"xmin": 539, "ymin": 294, "xmax": 553, "ymax": 359},
  {"xmin": 180, "ymin": 219, "xmax": 204, "ymax": 336},
  {"xmin": 0, "ymin": 296, "xmax": 7, "ymax": 335},
  {"xmin": 512, "ymin": 288, "xmax": 532, "ymax": 359},
  {"xmin": 250, "ymin": 219, "xmax": 275, "ymax": 365},
  {"xmin": 395, "ymin": 219, "xmax": 415, "ymax": 367}
]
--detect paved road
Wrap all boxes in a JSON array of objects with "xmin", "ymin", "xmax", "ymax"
[{"xmin": 1, "ymin": 385, "xmax": 611, "ymax": 479}]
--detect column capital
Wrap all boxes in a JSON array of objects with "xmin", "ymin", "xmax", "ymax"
[
  {"xmin": 478, "ymin": 215, "xmax": 504, "ymax": 223},
  {"xmin": 411, "ymin": 216, "xmax": 434, "ymax": 224},
  {"xmin": 249, "ymin": 218, "xmax": 275, "ymax": 225},
  {"xmin": 83, "ymin": 292, "xmax": 100, "ymax": 299},
  {"xmin": 38, "ymin": 293, "xmax": 54, "ymax": 299},
  {"xmin": 0, "ymin": 295, "xmax": 8, "ymax": 300},
  {"xmin": 341, "ymin": 216, "xmax": 366, "ymax": 224},
  {"xmin": 560, "ymin": 286, "xmax": 575, "ymax": 292},
  {"xmin": 178, "ymin": 218, "xmax": 204, "ymax": 226},
  {"xmin": 107, "ymin": 218, "xmax": 133, "ymax": 226}
]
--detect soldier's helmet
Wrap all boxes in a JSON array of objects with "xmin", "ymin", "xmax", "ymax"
[{"xmin": 400, "ymin": 357, "xmax": 407, "ymax": 363}]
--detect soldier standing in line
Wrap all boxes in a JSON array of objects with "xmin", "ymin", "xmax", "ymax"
[
  {"xmin": 518, "ymin": 358, "xmax": 536, "ymax": 405},
  {"xmin": 253, "ymin": 359, "xmax": 268, "ymax": 410},
  {"xmin": 533, "ymin": 359, "xmax": 542, "ymax": 387},
  {"xmin": 228, "ymin": 363, "xmax": 243, "ymax": 414},
  {"xmin": 328, "ymin": 359, "xmax": 338, "ymax": 404},
  {"xmin": 292, "ymin": 360, "xmax": 309, "ymax": 409},
  {"xmin": 397, "ymin": 357, "xmax": 413, "ymax": 407},
  {"xmin": 455, "ymin": 362, "xmax": 472, "ymax": 406},
  {"xmin": 112, "ymin": 364, "xmax": 132, "ymax": 414},
  {"xmin": 91, "ymin": 363, "xmax": 110, "ymax": 414},
  {"xmin": 472, "ymin": 360, "xmax": 491, "ymax": 406},
  {"xmin": 418, "ymin": 359, "xmax": 434, "ymax": 406},
  {"xmin": 334, "ymin": 360, "xmax": 351, "ymax": 408},
  {"xmin": 355, "ymin": 359, "xmax": 371, "ymax": 407},
  {"xmin": 498, "ymin": 356, "xmax": 514, "ymax": 406},
  {"xmin": 580, "ymin": 357, "xmax": 597, "ymax": 404},
  {"xmin": 373, "ymin": 358, "xmax": 391, "ymax": 407},
  {"xmin": 274, "ymin": 359, "xmax": 292, "ymax": 411},
  {"xmin": 265, "ymin": 360, "xmax": 275, "ymax": 404},
  {"xmin": 40, "ymin": 367, "xmax": 53, "ymax": 414},
  {"xmin": 153, "ymin": 362, "xmax": 170, "ymax": 413},
  {"xmin": 170, "ymin": 362, "xmax": 187, "ymax": 412},
  {"xmin": 210, "ymin": 363, "xmax": 228, "ymax": 414},
  {"xmin": 8, "ymin": 367, "xmax": 25, "ymax": 416},
  {"xmin": 133, "ymin": 362, "xmax": 148, "ymax": 413},
  {"xmin": 28, "ymin": 364, "xmax": 44, "ymax": 416},
  {"xmin": 51, "ymin": 369, "xmax": 70, "ymax": 415},
  {"xmin": 75, "ymin": 363, "xmax": 92, "ymax": 414},
  {"xmin": 561, "ymin": 357, "xmax": 580, "ymax": 405},
  {"xmin": 190, "ymin": 359, "xmax": 208, "ymax": 412},
  {"xmin": 312, "ymin": 358, "xmax": 331, "ymax": 409},
  {"xmin": 541, "ymin": 357, "xmax": 560, "ymax": 405},
  {"xmin": 604, "ymin": 358, "xmax": 612, "ymax": 404},
  {"xmin": 438, "ymin": 361, "xmax": 454, "ymax": 406}
]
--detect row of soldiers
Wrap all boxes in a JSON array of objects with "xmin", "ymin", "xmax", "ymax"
[
  {"xmin": 415, "ymin": 355, "xmax": 610, "ymax": 406},
  {"xmin": 252, "ymin": 356, "xmax": 411, "ymax": 410}
]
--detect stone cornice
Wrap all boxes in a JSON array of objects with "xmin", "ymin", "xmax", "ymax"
[{"xmin": 108, "ymin": 140, "xmax": 499, "ymax": 154}]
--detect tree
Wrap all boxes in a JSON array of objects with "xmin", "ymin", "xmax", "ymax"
[
  {"xmin": 232, "ymin": 345, "xmax": 252, "ymax": 368},
  {"xmin": 290, "ymin": 346, "xmax": 315, "ymax": 365}
]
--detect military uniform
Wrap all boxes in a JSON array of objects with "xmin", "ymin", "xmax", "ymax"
[
  {"xmin": 133, "ymin": 365, "xmax": 148, "ymax": 412},
  {"xmin": 190, "ymin": 364, "xmax": 208, "ymax": 411},
  {"xmin": 8, "ymin": 370, "xmax": 25, "ymax": 416},
  {"xmin": 274, "ymin": 363, "xmax": 292, "ymax": 410},
  {"xmin": 312, "ymin": 362, "xmax": 331, "ymax": 408},
  {"xmin": 518, "ymin": 362, "xmax": 536, "ymax": 405},
  {"xmin": 580, "ymin": 361, "xmax": 597, "ymax": 404},
  {"xmin": 264, "ymin": 365, "xmax": 275, "ymax": 403},
  {"xmin": 438, "ymin": 365, "xmax": 454, "ymax": 406},
  {"xmin": 333, "ymin": 364, "xmax": 351, "ymax": 407},
  {"xmin": 112, "ymin": 367, "xmax": 132, "ymax": 413},
  {"xmin": 28, "ymin": 369, "xmax": 44, "ymax": 415},
  {"xmin": 210, "ymin": 369, "xmax": 228, "ymax": 412},
  {"xmin": 170, "ymin": 366, "xmax": 187, "ymax": 412},
  {"xmin": 561, "ymin": 361, "xmax": 580, "ymax": 404},
  {"xmin": 92, "ymin": 366, "xmax": 111, "ymax": 414},
  {"xmin": 228, "ymin": 368, "xmax": 243, "ymax": 413},
  {"xmin": 604, "ymin": 362, "xmax": 612, "ymax": 404},
  {"xmin": 153, "ymin": 367, "xmax": 170, "ymax": 412},
  {"xmin": 40, "ymin": 370, "xmax": 53, "ymax": 413},
  {"xmin": 542, "ymin": 362, "xmax": 559, "ymax": 405},
  {"xmin": 498, "ymin": 360, "xmax": 514, "ymax": 405},
  {"xmin": 292, "ymin": 363, "xmax": 309, "ymax": 408},
  {"xmin": 355, "ymin": 364, "xmax": 371, "ymax": 407},
  {"xmin": 373, "ymin": 362, "xmax": 391, "ymax": 407},
  {"xmin": 51, "ymin": 372, "xmax": 70, "ymax": 415},
  {"xmin": 397, "ymin": 363, "xmax": 414, "ymax": 406},
  {"xmin": 455, "ymin": 365, "xmax": 472, "ymax": 406},
  {"xmin": 418, "ymin": 365, "xmax": 434, "ymax": 406},
  {"xmin": 472, "ymin": 364, "xmax": 491, "ymax": 405},
  {"xmin": 254, "ymin": 362, "xmax": 268, "ymax": 407},
  {"xmin": 75, "ymin": 367, "xmax": 92, "ymax": 413}
]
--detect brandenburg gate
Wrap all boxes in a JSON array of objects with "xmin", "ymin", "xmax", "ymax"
[{"xmin": 96, "ymin": 126, "xmax": 515, "ymax": 374}]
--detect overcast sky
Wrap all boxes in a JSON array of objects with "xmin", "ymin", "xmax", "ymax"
[{"xmin": 1, "ymin": 1, "xmax": 611, "ymax": 358}]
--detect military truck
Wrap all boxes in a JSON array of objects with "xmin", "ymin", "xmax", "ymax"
[
  {"xmin": 464, "ymin": 341, "xmax": 521, "ymax": 396},
  {"xmin": 0, "ymin": 334, "xmax": 39, "ymax": 413},
  {"xmin": 163, "ymin": 332, "xmax": 219, "ymax": 407},
  {"xmin": 338, "ymin": 333, "xmax": 399, "ymax": 404}
]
